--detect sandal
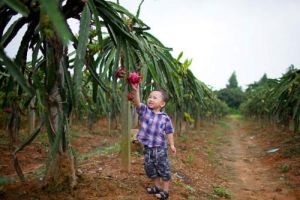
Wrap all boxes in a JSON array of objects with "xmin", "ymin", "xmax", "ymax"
[
  {"xmin": 146, "ymin": 186, "xmax": 161, "ymax": 194},
  {"xmin": 155, "ymin": 190, "xmax": 169, "ymax": 200}
]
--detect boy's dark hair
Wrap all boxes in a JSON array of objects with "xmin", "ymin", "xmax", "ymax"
[{"xmin": 153, "ymin": 88, "xmax": 169, "ymax": 103}]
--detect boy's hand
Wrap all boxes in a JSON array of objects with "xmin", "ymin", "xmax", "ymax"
[
  {"xmin": 130, "ymin": 83, "xmax": 139, "ymax": 91},
  {"xmin": 170, "ymin": 145, "xmax": 176, "ymax": 155}
]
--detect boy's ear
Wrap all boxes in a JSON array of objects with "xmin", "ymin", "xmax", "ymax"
[{"xmin": 161, "ymin": 102, "xmax": 166, "ymax": 108}]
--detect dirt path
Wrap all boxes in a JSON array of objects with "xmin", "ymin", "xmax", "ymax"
[
  {"xmin": 220, "ymin": 116, "xmax": 299, "ymax": 200},
  {"xmin": 1, "ymin": 116, "xmax": 299, "ymax": 199}
]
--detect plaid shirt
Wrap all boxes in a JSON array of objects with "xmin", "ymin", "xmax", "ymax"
[{"xmin": 136, "ymin": 103, "xmax": 174, "ymax": 148}]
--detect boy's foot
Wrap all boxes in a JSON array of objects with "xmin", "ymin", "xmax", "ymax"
[
  {"xmin": 146, "ymin": 186, "xmax": 161, "ymax": 194},
  {"xmin": 155, "ymin": 190, "xmax": 169, "ymax": 200}
]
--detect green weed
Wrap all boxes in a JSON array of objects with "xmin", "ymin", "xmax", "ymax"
[
  {"xmin": 30, "ymin": 165, "xmax": 46, "ymax": 178},
  {"xmin": 206, "ymin": 147, "xmax": 217, "ymax": 164},
  {"xmin": 213, "ymin": 186, "xmax": 231, "ymax": 199},
  {"xmin": 36, "ymin": 131, "xmax": 49, "ymax": 146},
  {"xmin": 182, "ymin": 182, "xmax": 196, "ymax": 192},
  {"xmin": 69, "ymin": 129, "xmax": 82, "ymax": 140},
  {"xmin": 0, "ymin": 137, "xmax": 9, "ymax": 145},
  {"xmin": 284, "ymin": 144, "xmax": 300, "ymax": 157},
  {"xmin": 0, "ymin": 177, "xmax": 13, "ymax": 186},
  {"xmin": 229, "ymin": 113, "xmax": 242, "ymax": 118},
  {"xmin": 187, "ymin": 196, "xmax": 197, "ymax": 200},
  {"xmin": 179, "ymin": 134, "xmax": 189, "ymax": 142},
  {"xmin": 78, "ymin": 143, "xmax": 120, "ymax": 161},
  {"xmin": 217, "ymin": 120, "xmax": 230, "ymax": 129},
  {"xmin": 279, "ymin": 164, "xmax": 290, "ymax": 173},
  {"xmin": 186, "ymin": 154, "xmax": 194, "ymax": 165}
]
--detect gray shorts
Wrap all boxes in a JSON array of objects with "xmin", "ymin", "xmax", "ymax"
[{"xmin": 143, "ymin": 146, "xmax": 171, "ymax": 181}]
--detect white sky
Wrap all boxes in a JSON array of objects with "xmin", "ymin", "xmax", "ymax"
[{"xmin": 120, "ymin": 0, "xmax": 300, "ymax": 89}]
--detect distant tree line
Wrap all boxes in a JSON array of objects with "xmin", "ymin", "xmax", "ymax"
[{"xmin": 216, "ymin": 71, "xmax": 245, "ymax": 110}]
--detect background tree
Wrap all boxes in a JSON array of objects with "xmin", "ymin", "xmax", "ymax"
[
  {"xmin": 217, "ymin": 71, "xmax": 245, "ymax": 109},
  {"xmin": 226, "ymin": 71, "xmax": 238, "ymax": 89}
]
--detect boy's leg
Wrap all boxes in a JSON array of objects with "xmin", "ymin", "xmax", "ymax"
[
  {"xmin": 155, "ymin": 147, "xmax": 171, "ymax": 199},
  {"xmin": 146, "ymin": 178, "xmax": 162, "ymax": 194},
  {"xmin": 162, "ymin": 180, "xmax": 170, "ymax": 192},
  {"xmin": 154, "ymin": 177, "xmax": 162, "ymax": 188},
  {"xmin": 156, "ymin": 147, "xmax": 171, "ymax": 184},
  {"xmin": 156, "ymin": 181, "xmax": 170, "ymax": 199},
  {"xmin": 144, "ymin": 147, "xmax": 162, "ymax": 194}
]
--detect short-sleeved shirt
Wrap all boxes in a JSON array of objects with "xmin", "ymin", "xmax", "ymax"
[{"xmin": 136, "ymin": 103, "xmax": 174, "ymax": 148}]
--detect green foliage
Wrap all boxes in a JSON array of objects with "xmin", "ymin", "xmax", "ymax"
[
  {"xmin": 0, "ymin": 49, "xmax": 35, "ymax": 98},
  {"xmin": 217, "ymin": 87, "xmax": 245, "ymax": 109},
  {"xmin": 0, "ymin": 0, "xmax": 231, "ymax": 134},
  {"xmin": 73, "ymin": 4, "xmax": 91, "ymax": 110},
  {"xmin": 39, "ymin": 0, "xmax": 72, "ymax": 44},
  {"xmin": 241, "ymin": 65, "xmax": 300, "ymax": 132},
  {"xmin": 2, "ymin": 0, "xmax": 29, "ymax": 17}
]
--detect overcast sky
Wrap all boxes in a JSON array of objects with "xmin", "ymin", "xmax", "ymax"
[{"xmin": 120, "ymin": 0, "xmax": 300, "ymax": 89}]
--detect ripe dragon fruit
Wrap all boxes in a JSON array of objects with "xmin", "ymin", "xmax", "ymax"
[
  {"xmin": 127, "ymin": 72, "xmax": 142, "ymax": 84},
  {"xmin": 127, "ymin": 91, "xmax": 135, "ymax": 101},
  {"xmin": 115, "ymin": 66, "xmax": 126, "ymax": 78},
  {"xmin": 3, "ymin": 107, "xmax": 12, "ymax": 113}
]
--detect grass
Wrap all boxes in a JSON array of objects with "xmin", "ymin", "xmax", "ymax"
[
  {"xmin": 0, "ymin": 177, "xmax": 14, "ymax": 186},
  {"xmin": 30, "ymin": 165, "xmax": 46, "ymax": 178},
  {"xmin": 69, "ymin": 129, "xmax": 82, "ymax": 140},
  {"xmin": 179, "ymin": 134, "xmax": 189, "ymax": 142},
  {"xmin": 78, "ymin": 142, "xmax": 120, "ymax": 161},
  {"xmin": 283, "ymin": 144, "xmax": 300, "ymax": 157},
  {"xmin": 175, "ymin": 181, "xmax": 196, "ymax": 193},
  {"xmin": 36, "ymin": 131, "xmax": 49, "ymax": 146},
  {"xmin": 0, "ymin": 137, "xmax": 9, "ymax": 145},
  {"xmin": 208, "ymin": 128, "xmax": 230, "ymax": 145},
  {"xmin": 213, "ymin": 186, "xmax": 231, "ymax": 199},
  {"xmin": 228, "ymin": 108, "xmax": 241, "ymax": 115},
  {"xmin": 187, "ymin": 196, "xmax": 197, "ymax": 200},
  {"xmin": 279, "ymin": 164, "xmax": 290, "ymax": 173},
  {"xmin": 228, "ymin": 114, "xmax": 242, "ymax": 120},
  {"xmin": 206, "ymin": 147, "xmax": 216, "ymax": 163},
  {"xmin": 186, "ymin": 153, "xmax": 194, "ymax": 165},
  {"xmin": 205, "ymin": 119, "xmax": 232, "ymax": 166},
  {"xmin": 217, "ymin": 120, "xmax": 230, "ymax": 129}
]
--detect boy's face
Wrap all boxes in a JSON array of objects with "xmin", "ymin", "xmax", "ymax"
[{"xmin": 147, "ymin": 91, "xmax": 166, "ymax": 111}]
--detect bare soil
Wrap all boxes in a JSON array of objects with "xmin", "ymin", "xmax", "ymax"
[
  {"xmin": 0, "ymin": 116, "xmax": 299, "ymax": 199},
  {"xmin": 215, "ymin": 116, "xmax": 300, "ymax": 200}
]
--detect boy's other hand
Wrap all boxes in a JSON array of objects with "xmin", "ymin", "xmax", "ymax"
[{"xmin": 170, "ymin": 145, "xmax": 176, "ymax": 155}]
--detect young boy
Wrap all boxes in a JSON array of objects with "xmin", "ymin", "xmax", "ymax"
[{"xmin": 130, "ymin": 83, "xmax": 176, "ymax": 200}]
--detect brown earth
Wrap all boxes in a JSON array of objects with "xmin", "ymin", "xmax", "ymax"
[
  {"xmin": 0, "ymin": 116, "xmax": 299, "ymax": 200},
  {"xmin": 215, "ymin": 116, "xmax": 300, "ymax": 200}
]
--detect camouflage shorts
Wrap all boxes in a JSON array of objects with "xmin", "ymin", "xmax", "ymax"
[{"xmin": 143, "ymin": 146, "xmax": 171, "ymax": 181}]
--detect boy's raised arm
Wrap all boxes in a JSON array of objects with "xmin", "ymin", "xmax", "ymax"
[{"xmin": 130, "ymin": 83, "xmax": 141, "ymax": 108}]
